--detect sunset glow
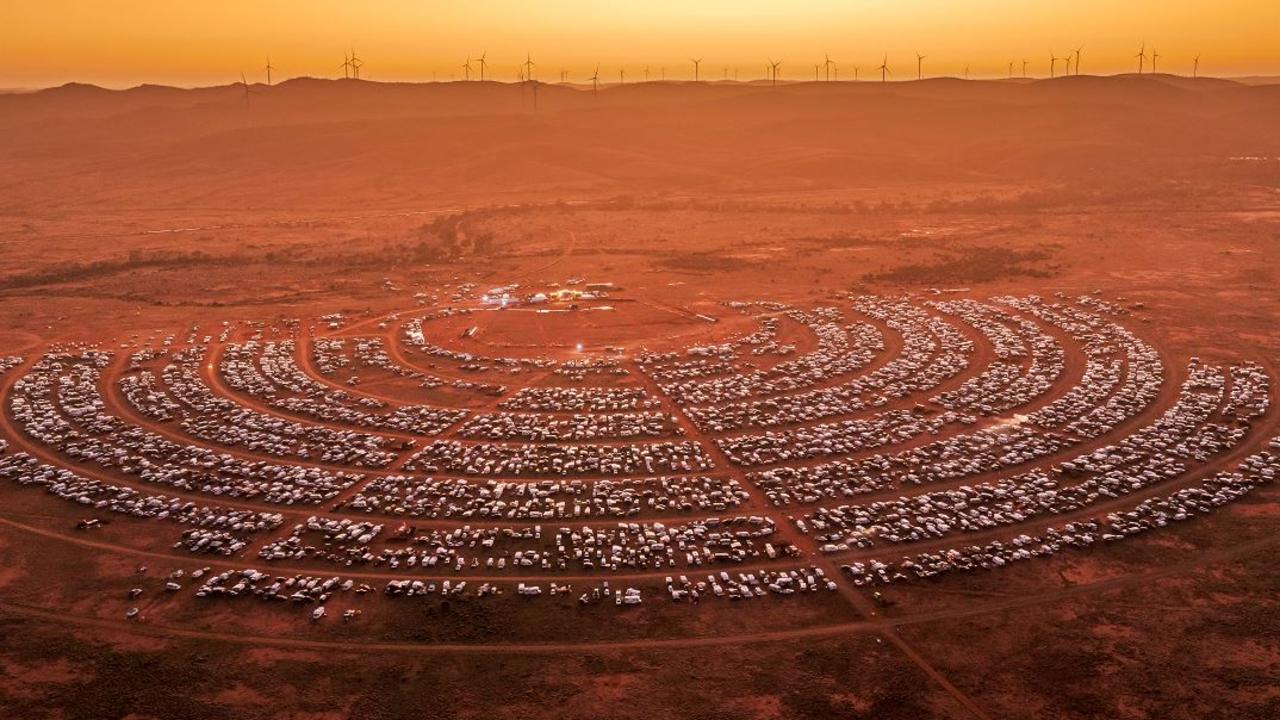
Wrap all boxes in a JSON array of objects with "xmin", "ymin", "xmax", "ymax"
[{"xmin": 4, "ymin": 0, "xmax": 1277, "ymax": 87}]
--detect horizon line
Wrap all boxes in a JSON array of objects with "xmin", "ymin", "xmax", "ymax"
[{"xmin": 4, "ymin": 71, "xmax": 1276, "ymax": 94}]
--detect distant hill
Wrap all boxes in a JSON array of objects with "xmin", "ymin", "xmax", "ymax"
[
  {"xmin": 0, "ymin": 75, "xmax": 1276, "ymax": 212},
  {"xmin": 1229, "ymin": 75, "xmax": 1280, "ymax": 86}
]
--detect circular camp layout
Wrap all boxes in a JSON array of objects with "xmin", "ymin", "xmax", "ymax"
[{"xmin": 0, "ymin": 288, "xmax": 1274, "ymax": 649}]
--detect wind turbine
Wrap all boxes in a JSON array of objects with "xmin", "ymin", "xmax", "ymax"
[
  {"xmin": 1008, "ymin": 61, "xmax": 1014, "ymax": 79},
  {"xmin": 1150, "ymin": 47, "xmax": 1159, "ymax": 74},
  {"xmin": 460, "ymin": 56, "xmax": 472, "ymax": 81},
  {"xmin": 767, "ymin": 59, "xmax": 781, "ymax": 86},
  {"xmin": 522, "ymin": 52, "xmax": 536, "ymax": 83},
  {"xmin": 824, "ymin": 52, "xmax": 835, "ymax": 82},
  {"xmin": 1022, "ymin": 59, "xmax": 1029, "ymax": 78},
  {"xmin": 264, "ymin": 56, "xmax": 275, "ymax": 86},
  {"xmin": 853, "ymin": 65, "xmax": 859, "ymax": 82},
  {"xmin": 1193, "ymin": 54, "xmax": 1200, "ymax": 78},
  {"xmin": 1135, "ymin": 43, "xmax": 1147, "ymax": 74},
  {"xmin": 878, "ymin": 54, "xmax": 890, "ymax": 84},
  {"xmin": 239, "ymin": 72, "xmax": 256, "ymax": 103},
  {"xmin": 645, "ymin": 65, "xmax": 650, "ymax": 81},
  {"xmin": 349, "ymin": 49, "xmax": 362, "ymax": 79},
  {"xmin": 619, "ymin": 67, "xmax": 626, "ymax": 84},
  {"xmin": 690, "ymin": 57, "xmax": 702, "ymax": 81},
  {"xmin": 339, "ymin": 53, "xmax": 351, "ymax": 80},
  {"xmin": 1074, "ymin": 47, "xmax": 1083, "ymax": 75},
  {"xmin": 964, "ymin": 65, "xmax": 970, "ymax": 80},
  {"xmin": 814, "ymin": 64, "xmax": 820, "ymax": 81},
  {"xmin": 590, "ymin": 64, "xmax": 600, "ymax": 95},
  {"xmin": 477, "ymin": 52, "xmax": 488, "ymax": 81},
  {"xmin": 1049, "ymin": 52, "xmax": 1059, "ymax": 78},
  {"xmin": 1063, "ymin": 54, "xmax": 1072, "ymax": 76},
  {"xmin": 915, "ymin": 51, "xmax": 925, "ymax": 80}
]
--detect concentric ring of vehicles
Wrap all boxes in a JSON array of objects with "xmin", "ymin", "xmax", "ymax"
[{"xmin": 0, "ymin": 288, "xmax": 1274, "ymax": 649}]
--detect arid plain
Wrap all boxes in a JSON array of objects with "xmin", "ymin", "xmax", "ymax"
[{"xmin": 1, "ymin": 76, "xmax": 1278, "ymax": 719}]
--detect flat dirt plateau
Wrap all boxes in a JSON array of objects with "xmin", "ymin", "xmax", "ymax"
[{"xmin": 1, "ymin": 76, "xmax": 1279, "ymax": 720}]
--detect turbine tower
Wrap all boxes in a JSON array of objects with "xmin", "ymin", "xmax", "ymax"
[
  {"xmin": 915, "ymin": 51, "xmax": 925, "ymax": 80},
  {"xmin": 691, "ymin": 57, "xmax": 702, "ymax": 81},
  {"xmin": 239, "ymin": 72, "xmax": 256, "ymax": 103},
  {"xmin": 590, "ymin": 65, "xmax": 600, "ymax": 95},
  {"xmin": 1193, "ymin": 54, "xmax": 1200, "ymax": 78},
  {"xmin": 1074, "ymin": 47, "xmax": 1083, "ymax": 75},
  {"xmin": 460, "ymin": 56, "xmax": 472, "ymax": 81},
  {"xmin": 1135, "ymin": 43, "xmax": 1147, "ymax": 74},
  {"xmin": 339, "ymin": 53, "xmax": 351, "ymax": 80},
  {"xmin": 824, "ymin": 52, "xmax": 835, "ymax": 82},
  {"xmin": 478, "ymin": 52, "xmax": 488, "ymax": 81},
  {"xmin": 349, "ymin": 49, "xmax": 362, "ymax": 79},
  {"xmin": 522, "ymin": 52, "xmax": 536, "ymax": 83},
  {"xmin": 264, "ymin": 56, "xmax": 275, "ymax": 86},
  {"xmin": 878, "ymin": 54, "xmax": 890, "ymax": 84},
  {"xmin": 1022, "ymin": 59, "xmax": 1029, "ymax": 78},
  {"xmin": 767, "ymin": 59, "xmax": 781, "ymax": 86},
  {"xmin": 1049, "ymin": 52, "xmax": 1059, "ymax": 78},
  {"xmin": 1150, "ymin": 47, "xmax": 1159, "ymax": 74}
]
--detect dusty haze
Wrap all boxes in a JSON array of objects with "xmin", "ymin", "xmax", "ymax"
[{"xmin": 1, "ymin": 76, "xmax": 1279, "ymax": 720}]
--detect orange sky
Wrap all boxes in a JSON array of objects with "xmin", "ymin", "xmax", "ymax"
[{"xmin": 3, "ymin": 1, "xmax": 1277, "ymax": 87}]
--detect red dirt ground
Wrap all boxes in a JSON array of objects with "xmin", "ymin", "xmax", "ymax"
[{"xmin": 0, "ymin": 76, "xmax": 1278, "ymax": 720}]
